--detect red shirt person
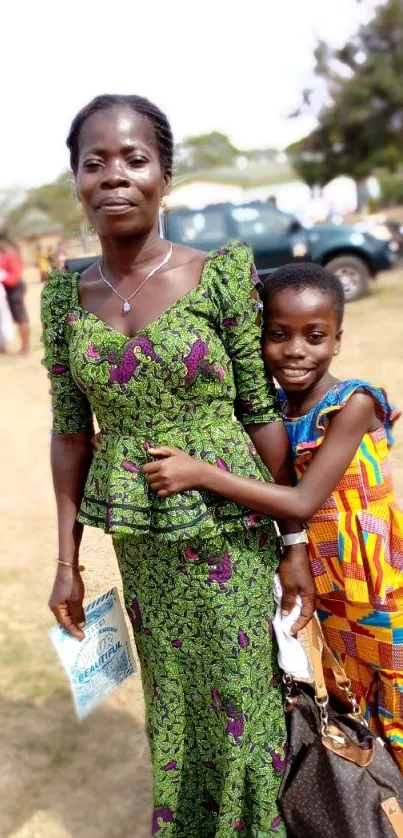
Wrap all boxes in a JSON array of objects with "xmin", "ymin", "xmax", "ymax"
[{"xmin": 0, "ymin": 239, "xmax": 30, "ymax": 355}]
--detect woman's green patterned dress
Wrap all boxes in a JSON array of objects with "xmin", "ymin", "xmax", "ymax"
[{"xmin": 41, "ymin": 243, "xmax": 287, "ymax": 837}]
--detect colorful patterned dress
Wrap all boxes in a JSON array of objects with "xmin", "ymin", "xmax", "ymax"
[
  {"xmin": 282, "ymin": 379, "xmax": 403, "ymax": 768},
  {"xmin": 41, "ymin": 244, "xmax": 287, "ymax": 837}
]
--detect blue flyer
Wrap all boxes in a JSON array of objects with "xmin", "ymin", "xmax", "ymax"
[{"xmin": 49, "ymin": 587, "xmax": 137, "ymax": 720}]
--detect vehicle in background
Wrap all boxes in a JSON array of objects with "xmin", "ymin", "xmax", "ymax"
[{"xmin": 65, "ymin": 201, "xmax": 397, "ymax": 302}]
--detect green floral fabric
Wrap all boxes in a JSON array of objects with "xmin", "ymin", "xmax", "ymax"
[
  {"xmin": 114, "ymin": 528, "xmax": 286, "ymax": 837},
  {"xmin": 41, "ymin": 243, "xmax": 287, "ymax": 836},
  {"xmin": 41, "ymin": 243, "xmax": 282, "ymax": 543}
]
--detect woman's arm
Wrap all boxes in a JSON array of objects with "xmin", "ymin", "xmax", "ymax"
[
  {"xmin": 41, "ymin": 274, "xmax": 95, "ymax": 639},
  {"xmin": 48, "ymin": 433, "xmax": 93, "ymax": 640}
]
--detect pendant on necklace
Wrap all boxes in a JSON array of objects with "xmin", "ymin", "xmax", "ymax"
[{"xmin": 123, "ymin": 301, "xmax": 131, "ymax": 314}]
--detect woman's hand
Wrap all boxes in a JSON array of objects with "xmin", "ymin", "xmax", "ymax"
[
  {"xmin": 279, "ymin": 543, "xmax": 315, "ymax": 635},
  {"xmin": 142, "ymin": 447, "xmax": 201, "ymax": 497},
  {"xmin": 49, "ymin": 564, "xmax": 85, "ymax": 640}
]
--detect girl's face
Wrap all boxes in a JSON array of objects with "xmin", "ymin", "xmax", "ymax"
[
  {"xmin": 75, "ymin": 106, "xmax": 171, "ymax": 239},
  {"xmin": 262, "ymin": 287, "xmax": 342, "ymax": 392}
]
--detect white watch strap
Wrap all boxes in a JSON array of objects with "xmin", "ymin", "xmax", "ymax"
[{"xmin": 281, "ymin": 531, "xmax": 308, "ymax": 547}]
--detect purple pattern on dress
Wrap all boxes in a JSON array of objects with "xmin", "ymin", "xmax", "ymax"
[
  {"xmin": 238, "ymin": 629, "xmax": 249, "ymax": 649},
  {"xmin": 215, "ymin": 456, "xmax": 230, "ymax": 471},
  {"xmin": 208, "ymin": 552, "xmax": 232, "ymax": 585},
  {"xmin": 270, "ymin": 815, "xmax": 283, "ymax": 832},
  {"xmin": 247, "ymin": 512, "xmax": 264, "ymax": 526},
  {"xmin": 222, "ymin": 317, "xmax": 238, "ymax": 328},
  {"xmin": 183, "ymin": 546, "xmax": 199, "ymax": 561},
  {"xmin": 226, "ymin": 716, "xmax": 245, "ymax": 738},
  {"xmin": 269, "ymin": 747, "xmax": 286, "ymax": 775},
  {"xmin": 233, "ymin": 820, "xmax": 245, "ymax": 832},
  {"xmin": 163, "ymin": 760, "xmax": 177, "ymax": 772},
  {"xmin": 67, "ymin": 312, "xmax": 78, "ymax": 324},
  {"xmin": 183, "ymin": 339, "xmax": 209, "ymax": 386},
  {"xmin": 86, "ymin": 343, "xmax": 100, "ymax": 359},
  {"xmin": 152, "ymin": 808, "xmax": 174, "ymax": 834},
  {"xmin": 122, "ymin": 460, "xmax": 140, "ymax": 474},
  {"xmin": 171, "ymin": 639, "xmax": 183, "ymax": 648},
  {"xmin": 50, "ymin": 364, "xmax": 69, "ymax": 375},
  {"xmin": 109, "ymin": 338, "xmax": 161, "ymax": 387}
]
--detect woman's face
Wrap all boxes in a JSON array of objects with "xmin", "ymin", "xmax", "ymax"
[{"xmin": 75, "ymin": 106, "xmax": 171, "ymax": 238}]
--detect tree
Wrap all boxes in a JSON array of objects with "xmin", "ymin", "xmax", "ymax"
[
  {"xmin": 287, "ymin": 0, "xmax": 403, "ymax": 186},
  {"xmin": 175, "ymin": 132, "xmax": 240, "ymax": 173},
  {"xmin": 8, "ymin": 171, "xmax": 82, "ymax": 236}
]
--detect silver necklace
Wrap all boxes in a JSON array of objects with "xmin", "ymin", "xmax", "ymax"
[{"xmin": 98, "ymin": 242, "xmax": 173, "ymax": 314}]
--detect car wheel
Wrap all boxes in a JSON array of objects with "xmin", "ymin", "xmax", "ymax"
[{"xmin": 324, "ymin": 255, "xmax": 370, "ymax": 302}]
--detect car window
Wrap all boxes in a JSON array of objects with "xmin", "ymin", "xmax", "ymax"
[
  {"xmin": 230, "ymin": 206, "xmax": 291, "ymax": 238},
  {"xmin": 178, "ymin": 210, "xmax": 227, "ymax": 244}
]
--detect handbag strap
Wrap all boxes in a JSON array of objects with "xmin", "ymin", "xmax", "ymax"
[
  {"xmin": 306, "ymin": 615, "xmax": 328, "ymax": 701},
  {"xmin": 306, "ymin": 615, "xmax": 351, "ymax": 701}
]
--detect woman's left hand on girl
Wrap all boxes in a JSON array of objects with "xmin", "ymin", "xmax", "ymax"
[{"xmin": 142, "ymin": 447, "xmax": 200, "ymax": 497}]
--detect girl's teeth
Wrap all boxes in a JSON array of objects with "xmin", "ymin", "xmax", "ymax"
[{"xmin": 283, "ymin": 369, "xmax": 309, "ymax": 378}]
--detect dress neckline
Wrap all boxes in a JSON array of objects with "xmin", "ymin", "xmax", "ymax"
[
  {"xmin": 281, "ymin": 381, "xmax": 342, "ymax": 422},
  {"xmin": 69, "ymin": 254, "xmax": 212, "ymax": 341}
]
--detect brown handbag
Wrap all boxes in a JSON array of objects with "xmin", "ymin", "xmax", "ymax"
[{"xmin": 278, "ymin": 616, "xmax": 403, "ymax": 838}]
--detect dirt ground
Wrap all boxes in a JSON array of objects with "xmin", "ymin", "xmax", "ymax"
[{"xmin": 1, "ymin": 267, "xmax": 403, "ymax": 838}]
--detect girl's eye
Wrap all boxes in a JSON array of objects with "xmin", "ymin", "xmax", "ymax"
[
  {"xmin": 308, "ymin": 333, "xmax": 325, "ymax": 343},
  {"xmin": 267, "ymin": 331, "xmax": 287, "ymax": 341}
]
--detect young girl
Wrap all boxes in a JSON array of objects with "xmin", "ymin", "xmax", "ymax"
[{"xmin": 143, "ymin": 262, "xmax": 403, "ymax": 770}]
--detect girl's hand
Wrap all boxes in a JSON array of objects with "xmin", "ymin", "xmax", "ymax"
[
  {"xmin": 49, "ymin": 564, "xmax": 85, "ymax": 640},
  {"xmin": 279, "ymin": 543, "xmax": 315, "ymax": 635},
  {"xmin": 142, "ymin": 447, "xmax": 201, "ymax": 497}
]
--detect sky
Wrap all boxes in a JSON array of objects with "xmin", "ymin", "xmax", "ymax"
[{"xmin": 1, "ymin": 0, "xmax": 378, "ymax": 190}]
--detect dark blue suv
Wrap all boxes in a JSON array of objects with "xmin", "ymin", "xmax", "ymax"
[{"xmin": 66, "ymin": 201, "xmax": 396, "ymax": 302}]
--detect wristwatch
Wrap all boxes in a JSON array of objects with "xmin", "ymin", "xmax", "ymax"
[{"xmin": 279, "ymin": 531, "xmax": 308, "ymax": 549}]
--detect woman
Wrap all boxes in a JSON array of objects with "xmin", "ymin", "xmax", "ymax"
[
  {"xmin": 0, "ymin": 237, "xmax": 30, "ymax": 355},
  {"xmin": 41, "ymin": 94, "xmax": 314, "ymax": 838}
]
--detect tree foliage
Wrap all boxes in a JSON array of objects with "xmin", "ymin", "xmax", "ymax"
[
  {"xmin": 9, "ymin": 171, "xmax": 82, "ymax": 236},
  {"xmin": 175, "ymin": 131, "xmax": 240, "ymax": 173},
  {"xmin": 288, "ymin": 0, "xmax": 403, "ymax": 186}
]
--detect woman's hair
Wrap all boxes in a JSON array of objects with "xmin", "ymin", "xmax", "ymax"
[
  {"xmin": 66, "ymin": 94, "xmax": 174, "ymax": 175},
  {"xmin": 261, "ymin": 262, "xmax": 345, "ymax": 329}
]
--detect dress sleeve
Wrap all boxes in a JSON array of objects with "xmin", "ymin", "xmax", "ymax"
[
  {"xmin": 210, "ymin": 242, "xmax": 282, "ymax": 425},
  {"xmin": 315, "ymin": 380, "xmax": 400, "ymax": 449},
  {"xmin": 41, "ymin": 271, "xmax": 94, "ymax": 435}
]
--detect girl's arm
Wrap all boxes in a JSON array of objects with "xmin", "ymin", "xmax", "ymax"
[{"xmin": 144, "ymin": 393, "xmax": 376, "ymax": 520}]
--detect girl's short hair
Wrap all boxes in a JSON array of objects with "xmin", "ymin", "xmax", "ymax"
[{"xmin": 261, "ymin": 262, "xmax": 345, "ymax": 329}]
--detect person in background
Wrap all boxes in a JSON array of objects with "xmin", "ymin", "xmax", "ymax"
[
  {"xmin": 37, "ymin": 246, "xmax": 50, "ymax": 283},
  {"xmin": 57, "ymin": 243, "xmax": 66, "ymax": 271},
  {"xmin": 146, "ymin": 263, "xmax": 403, "ymax": 771},
  {"xmin": 0, "ymin": 237, "xmax": 30, "ymax": 356},
  {"xmin": 48, "ymin": 247, "xmax": 59, "ymax": 272}
]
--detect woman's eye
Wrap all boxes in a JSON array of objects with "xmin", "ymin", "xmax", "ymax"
[
  {"xmin": 84, "ymin": 161, "xmax": 102, "ymax": 171},
  {"xmin": 129, "ymin": 156, "xmax": 147, "ymax": 167}
]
